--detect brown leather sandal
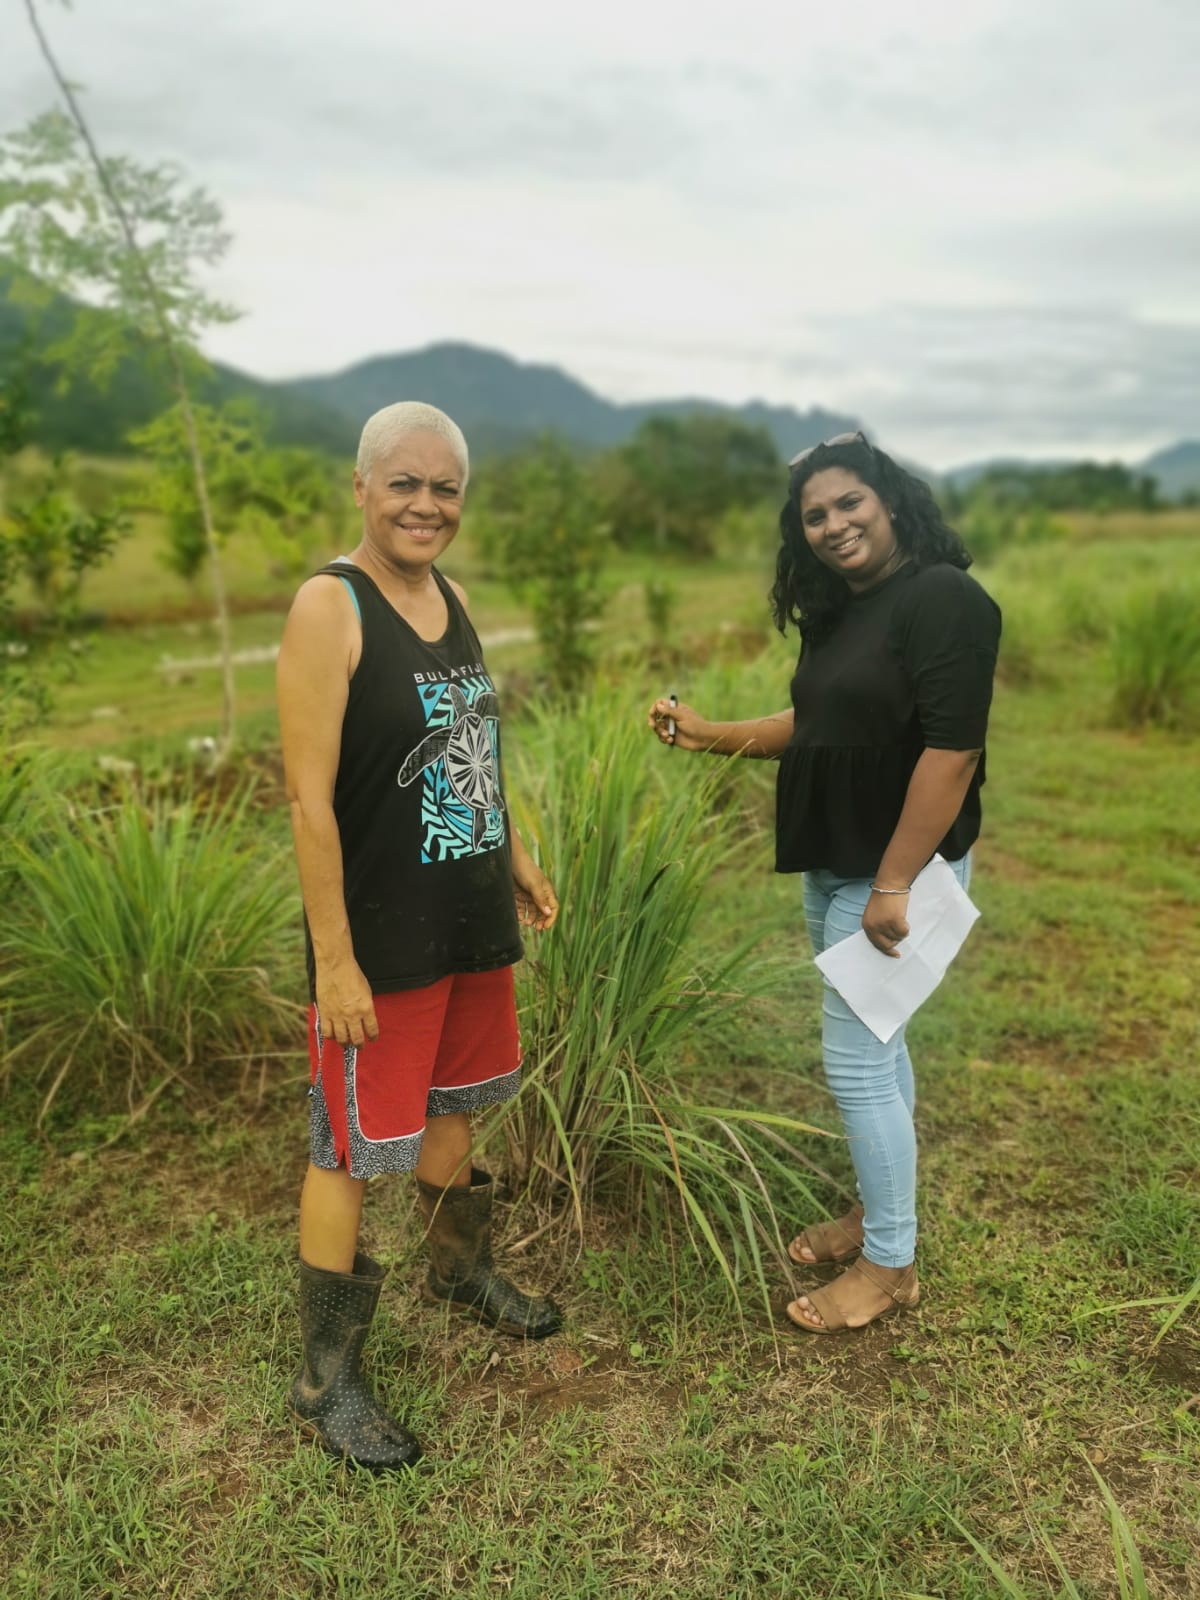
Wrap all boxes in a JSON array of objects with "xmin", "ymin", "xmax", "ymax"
[
  {"xmin": 785, "ymin": 1258, "xmax": 919, "ymax": 1335},
  {"xmin": 786, "ymin": 1203, "xmax": 864, "ymax": 1266}
]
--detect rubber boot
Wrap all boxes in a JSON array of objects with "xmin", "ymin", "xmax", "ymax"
[
  {"xmin": 416, "ymin": 1168, "xmax": 563, "ymax": 1339},
  {"xmin": 288, "ymin": 1252, "xmax": 422, "ymax": 1470}
]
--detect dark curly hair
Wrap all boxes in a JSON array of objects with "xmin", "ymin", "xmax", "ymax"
[{"xmin": 770, "ymin": 437, "xmax": 971, "ymax": 643}]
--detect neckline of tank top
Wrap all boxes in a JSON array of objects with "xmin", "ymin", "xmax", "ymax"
[{"xmin": 330, "ymin": 556, "xmax": 457, "ymax": 648}]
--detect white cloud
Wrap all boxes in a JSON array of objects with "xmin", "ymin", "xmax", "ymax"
[
  {"xmin": 792, "ymin": 306, "xmax": 1200, "ymax": 465},
  {"xmin": 2, "ymin": 0, "xmax": 1197, "ymax": 464}
]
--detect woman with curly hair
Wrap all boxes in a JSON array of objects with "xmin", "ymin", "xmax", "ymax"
[{"xmin": 648, "ymin": 433, "xmax": 1001, "ymax": 1334}]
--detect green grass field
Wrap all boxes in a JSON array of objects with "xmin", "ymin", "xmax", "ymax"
[{"xmin": 2, "ymin": 507, "xmax": 1199, "ymax": 1598}]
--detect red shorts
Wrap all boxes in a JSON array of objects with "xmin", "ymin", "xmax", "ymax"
[{"xmin": 307, "ymin": 966, "xmax": 521, "ymax": 1179}]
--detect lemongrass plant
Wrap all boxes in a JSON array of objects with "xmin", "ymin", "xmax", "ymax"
[
  {"xmin": 1, "ymin": 776, "xmax": 302, "ymax": 1125},
  {"xmin": 496, "ymin": 678, "xmax": 830, "ymax": 1311}
]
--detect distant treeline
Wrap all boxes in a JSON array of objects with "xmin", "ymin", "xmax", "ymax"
[{"xmin": 941, "ymin": 460, "xmax": 1164, "ymax": 515}]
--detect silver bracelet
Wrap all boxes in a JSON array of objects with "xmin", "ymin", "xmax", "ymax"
[{"xmin": 869, "ymin": 883, "xmax": 911, "ymax": 895}]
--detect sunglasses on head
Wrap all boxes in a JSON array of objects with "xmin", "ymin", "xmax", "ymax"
[{"xmin": 787, "ymin": 430, "xmax": 869, "ymax": 470}]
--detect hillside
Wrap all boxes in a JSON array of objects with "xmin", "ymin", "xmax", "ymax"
[
  {"xmin": 1139, "ymin": 440, "xmax": 1200, "ymax": 500},
  {"xmin": 0, "ymin": 268, "xmax": 358, "ymax": 456},
  {"xmin": 2, "ymin": 275, "xmax": 858, "ymax": 462},
  {"xmin": 282, "ymin": 342, "xmax": 861, "ymax": 460},
  {"xmin": 5, "ymin": 270, "xmax": 1196, "ymax": 487}
]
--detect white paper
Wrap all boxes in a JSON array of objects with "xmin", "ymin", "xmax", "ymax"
[{"xmin": 813, "ymin": 856, "xmax": 980, "ymax": 1043}]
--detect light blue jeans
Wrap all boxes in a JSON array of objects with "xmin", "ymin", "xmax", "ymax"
[{"xmin": 802, "ymin": 853, "xmax": 972, "ymax": 1268}]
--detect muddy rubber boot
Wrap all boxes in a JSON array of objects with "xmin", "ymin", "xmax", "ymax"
[
  {"xmin": 416, "ymin": 1168, "xmax": 563, "ymax": 1339},
  {"xmin": 288, "ymin": 1252, "xmax": 422, "ymax": 1470}
]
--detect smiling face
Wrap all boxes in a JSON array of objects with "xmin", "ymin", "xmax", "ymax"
[
  {"xmin": 797, "ymin": 466, "xmax": 905, "ymax": 592},
  {"xmin": 352, "ymin": 431, "xmax": 464, "ymax": 574}
]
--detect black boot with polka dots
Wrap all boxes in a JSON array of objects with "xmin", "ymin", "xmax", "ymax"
[{"xmin": 289, "ymin": 1252, "xmax": 421, "ymax": 1470}]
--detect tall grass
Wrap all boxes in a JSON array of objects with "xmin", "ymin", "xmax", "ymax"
[
  {"xmin": 0, "ymin": 740, "xmax": 49, "ymax": 874},
  {"xmin": 501, "ymin": 681, "xmax": 828, "ymax": 1311},
  {"xmin": 1056, "ymin": 575, "xmax": 1114, "ymax": 645},
  {"xmin": 1110, "ymin": 584, "xmax": 1200, "ymax": 729},
  {"xmin": 981, "ymin": 569, "xmax": 1061, "ymax": 689},
  {"xmin": 0, "ymin": 778, "xmax": 302, "ymax": 1123}
]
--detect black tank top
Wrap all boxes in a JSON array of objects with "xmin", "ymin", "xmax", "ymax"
[{"xmin": 304, "ymin": 561, "xmax": 523, "ymax": 996}]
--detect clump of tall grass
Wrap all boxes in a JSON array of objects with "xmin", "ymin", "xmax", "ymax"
[
  {"xmin": 1056, "ymin": 577, "xmax": 1114, "ymax": 645},
  {"xmin": 1111, "ymin": 585, "xmax": 1200, "ymax": 729},
  {"xmin": 982, "ymin": 574, "xmax": 1058, "ymax": 689},
  {"xmin": 0, "ymin": 741, "xmax": 52, "ymax": 883},
  {"xmin": 649, "ymin": 645, "xmax": 788, "ymax": 832},
  {"xmin": 1, "ymin": 778, "xmax": 302, "ymax": 1124},
  {"xmin": 500, "ymin": 682, "xmax": 828, "ymax": 1313}
]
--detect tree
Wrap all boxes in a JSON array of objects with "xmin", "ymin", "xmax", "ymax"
[
  {"xmin": 0, "ymin": 333, "xmax": 36, "ymax": 459},
  {"xmin": 130, "ymin": 400, "xmax": 342, "ymax": 588},
  {"xmin": 5, "ymin": 480, "xmax": 126, "ymax": 617},
  {"xmin": 1, "ymin": 2, "xmax": 242, "ymax": 752},
  {"xmin": 482, "ymin": 436, "xmax": 609, "ymax": 688},
  {"xmin": 957, "ymin": 460, "xmax": 1161, "ymax": 515},
  {"xmin": 607, "ymin": 414, "xmax": 781, "ymax": 555},
  {"xmin": 1, "ymin": 342, "xmax": 129, "ymax": 733}
]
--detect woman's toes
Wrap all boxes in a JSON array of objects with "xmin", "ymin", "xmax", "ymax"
[{"xmin": 786, "ymin": 1295, "xmax": 824, "ymax": 1330}]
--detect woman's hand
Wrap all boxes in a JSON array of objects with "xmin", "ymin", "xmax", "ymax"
[
  {"xmin": 861, "ymin": 889, "xmax": 910, "ymax": 959},
  {"xmin": 647, "ymin": 696, "xmax": 712, "ymax": 751},
  {"xmin": 514, "ymin": 857, "xmax": 559, "ymax": 931},
  {"xmin": 315, "ymin": 957, "xmax": 380, "ymax": 1047}
]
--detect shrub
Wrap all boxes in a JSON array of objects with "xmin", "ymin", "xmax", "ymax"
[
  {"xmin": 958, "ymin": 493, "xmax": 1067, "ymax": 568},
  {"xmin": 1, "ymin": 778, "xmax": 302, "ymax": 1122}
]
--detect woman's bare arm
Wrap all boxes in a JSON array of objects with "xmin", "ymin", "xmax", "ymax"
[
  {"xmin": 648, "ymin": 697, "xmax": 794, "ymax": 759},
  {"xmin": 861, "ymin": 747, "xmax": 983, "ymax": 956},
  {"xmin": 276, "ymin": 578, "xmax": 378, "ymax": 1046}
]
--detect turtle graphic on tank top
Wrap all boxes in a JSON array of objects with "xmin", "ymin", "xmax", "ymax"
[{"xmin": 398, "ymin": 682, "xmax": 505, "ymax": 852}]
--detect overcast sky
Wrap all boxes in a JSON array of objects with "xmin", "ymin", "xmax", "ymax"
[{"xmin": 4, "ymin": 0, "xmax": 1198, "ymax": 466}]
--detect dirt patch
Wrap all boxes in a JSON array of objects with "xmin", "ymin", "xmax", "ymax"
[
  {"xmin": 772, "ymin": 1296, "xmax": 953, "ymax": 1411},
  {"xmin": 1134, "ymin": 1331, "xmax": 1200, "ymax": 1398},
  {"xmin": 978, "ymin": 844, "xmax": 1041, "ymax": 886},
  {"xmin": 452, "ymin": 1343, "xmax": 640, "ymax": 1418},
  {"xmin": 991, "ymin": 1015, "xmax": 1168, "ymax": 1075}
]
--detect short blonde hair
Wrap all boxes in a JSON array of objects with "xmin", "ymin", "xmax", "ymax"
[{"xmin": 355, "ymin": 402, "xmax": 469, "ymax": 487}]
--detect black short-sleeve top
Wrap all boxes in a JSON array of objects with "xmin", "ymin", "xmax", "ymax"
[{"xmin": 774, "ymin": 562, "xmax": 1002, "ymax": 877}]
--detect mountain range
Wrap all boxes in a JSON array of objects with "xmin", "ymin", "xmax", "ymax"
[
  {"xmin": 0, "ymin": 268, "xmax": 858, "ymax": 463},
  {"xmin": 280, "ymin": 344, "xmax": 862, "ymax": 462},
  {"xmin": 3, "ymin": 271, "xmax": 1198, "ymax": 496}
]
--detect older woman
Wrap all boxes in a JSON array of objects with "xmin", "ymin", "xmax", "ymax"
[
  {"xmin": 649, "ymin": 433, "xmax": 1000, "ymax": 1335},
  {"xmin": 277, "ymin": 402, "xmax": 561, "ymax": 1471}
]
